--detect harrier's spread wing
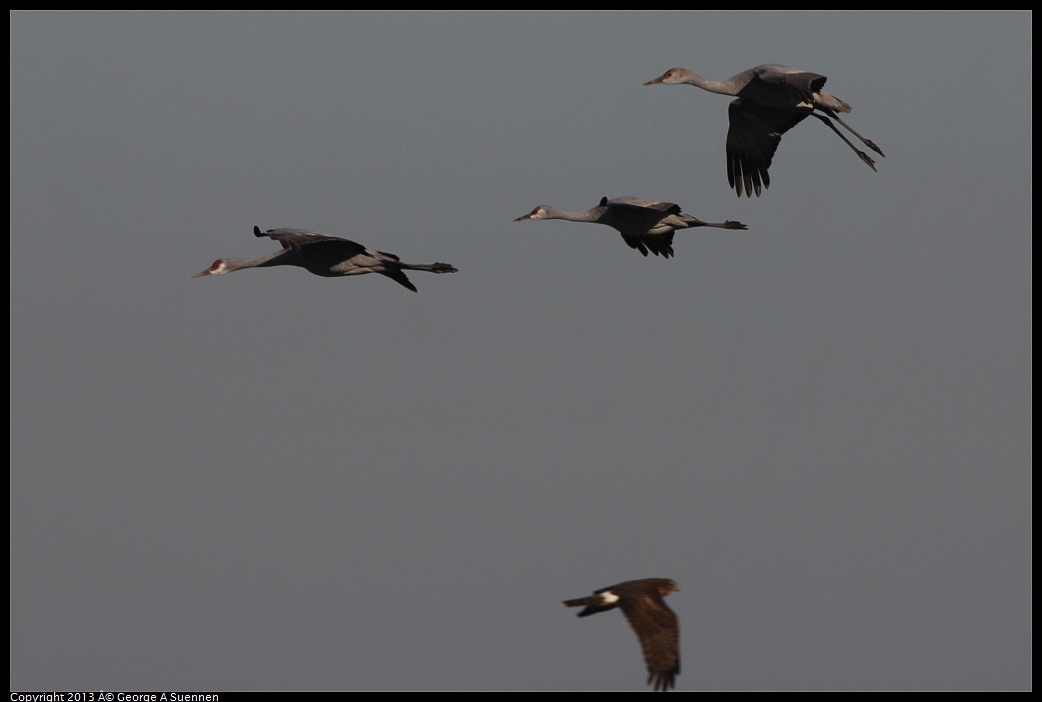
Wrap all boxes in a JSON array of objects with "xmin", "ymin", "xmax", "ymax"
[
  {"xmin": 617, "ymin": 583, "xmax": 680, "ymax": 692},
  {"xmin": 563, "ymin": 578, "xmax": 680, "ymax": 691}
]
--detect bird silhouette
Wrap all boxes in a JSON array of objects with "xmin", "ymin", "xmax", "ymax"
[
  {"xmin": 646, "ymin": 64, "xmax": 883, "ymax": 196},
  {"xmin": 192, "ymin": 226, "xmax": 458, "ymax": 292},
  {"xmin": 515, "ymin": 196, "xmax": 746, "ymax": 258},
  {"xmin": 563, "ymin": 578, "xmax": 681, "ymax": 692}
]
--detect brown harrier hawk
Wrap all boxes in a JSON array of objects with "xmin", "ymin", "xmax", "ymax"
[{"xmin": 562, "ymin": 578, "xmax": 680, "ymax": 692}]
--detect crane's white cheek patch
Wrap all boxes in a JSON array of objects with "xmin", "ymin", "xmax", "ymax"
[{"xmin": 598, "ymin": 591, "xmax": 620, "ymax": 604}]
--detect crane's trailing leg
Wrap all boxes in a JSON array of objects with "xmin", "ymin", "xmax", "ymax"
[{"xmin": 811, "ymin": 114, "xmax": 878, "ymax": 172}]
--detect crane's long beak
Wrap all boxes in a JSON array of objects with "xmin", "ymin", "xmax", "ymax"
[{"xmin": 191, "ymin": 269, "xmax": 211, "ymax": 278}]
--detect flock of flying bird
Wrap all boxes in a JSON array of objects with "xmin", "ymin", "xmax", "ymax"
[{"xmin": 194, "ymin": 64, "xmax": 881, "ymax": 691}]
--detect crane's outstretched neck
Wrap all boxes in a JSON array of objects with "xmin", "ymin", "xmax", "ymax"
[
  {"xmin": 514, "ymin": 205, "xmax": 600, "ymax": 224},
  {"xmin": 192, "ymin": 252, "xmax": 288, "ymax": 277},
  {"xmin": 644, "ymin": 68, "xmax": 734, "ymax": 96},
  {"xmin": 686, "ymin": 74, "xmax": 734, "ymax": 96}
]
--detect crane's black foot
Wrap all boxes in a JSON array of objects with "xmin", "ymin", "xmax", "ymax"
[
  {"xmin": 866, "ymin": 139, "xmax": 885, "ymax": 157},
  {"xmin": 858, "ymin": 151, "xmax": 878, "ymax": 172},
  {"xmin": 724, "ymin": 221, "xmax": 748, "ymax": 230},
  {"xmin": 253, "ymin": 225, "xmax": 264, "ymax": 237}
]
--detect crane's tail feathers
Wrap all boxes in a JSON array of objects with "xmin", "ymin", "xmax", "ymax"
[
  {"xmin": 815, "ymin": 91, "xmax": 852, "ymax": 114},
  {"xmin": 379, "ymin": 268, "xmax": 419, "ymax": 292},
  {"xmin": 380, "ymin": 263, "xmax": 456, "ymax": 292}
]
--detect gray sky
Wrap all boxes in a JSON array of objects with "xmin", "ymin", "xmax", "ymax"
[{"xmin": 10, "ymin": 11, "xmax": 1031, "ymax": 692}]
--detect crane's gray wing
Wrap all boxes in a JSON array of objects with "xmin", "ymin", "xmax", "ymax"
[
  {"xmin": 607, "ymin": 196, "xmax": 682, "ymax": 216},
  {"xmin": 253, "ymin": 226, "xmax": 376, "ymax": 276},
  {"xmin": 748, "ymin": 64, "xmax": 825, "ymax": 107},
  {"xmin": 255, "ymin": 226, "xmax": 364, "ymax": 253},
  {"xmin": 726, "ymin": 98, "xmax": 809, "ymax": 197}
]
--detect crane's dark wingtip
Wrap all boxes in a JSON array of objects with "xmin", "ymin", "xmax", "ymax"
[{"xmin": 735, "ymin": 181, "xmax": 765, "ymax": 197}]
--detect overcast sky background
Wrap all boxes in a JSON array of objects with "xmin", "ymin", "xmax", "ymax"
[{"xmin": 10, "ymin": 11, "xmax": 1031, "ymax": 692}]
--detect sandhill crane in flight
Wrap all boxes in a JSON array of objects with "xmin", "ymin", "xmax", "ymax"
[
  {"xmin": 514, "ymin": 196, "xmax": 747, "ymax": 258},
  {"xmin": 192, "ymin": 226, "xmax": 458, "ymax": 292},
  {"xmin": 645, "ymin": 64, "xmax": 884, "ymax": 197}
]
